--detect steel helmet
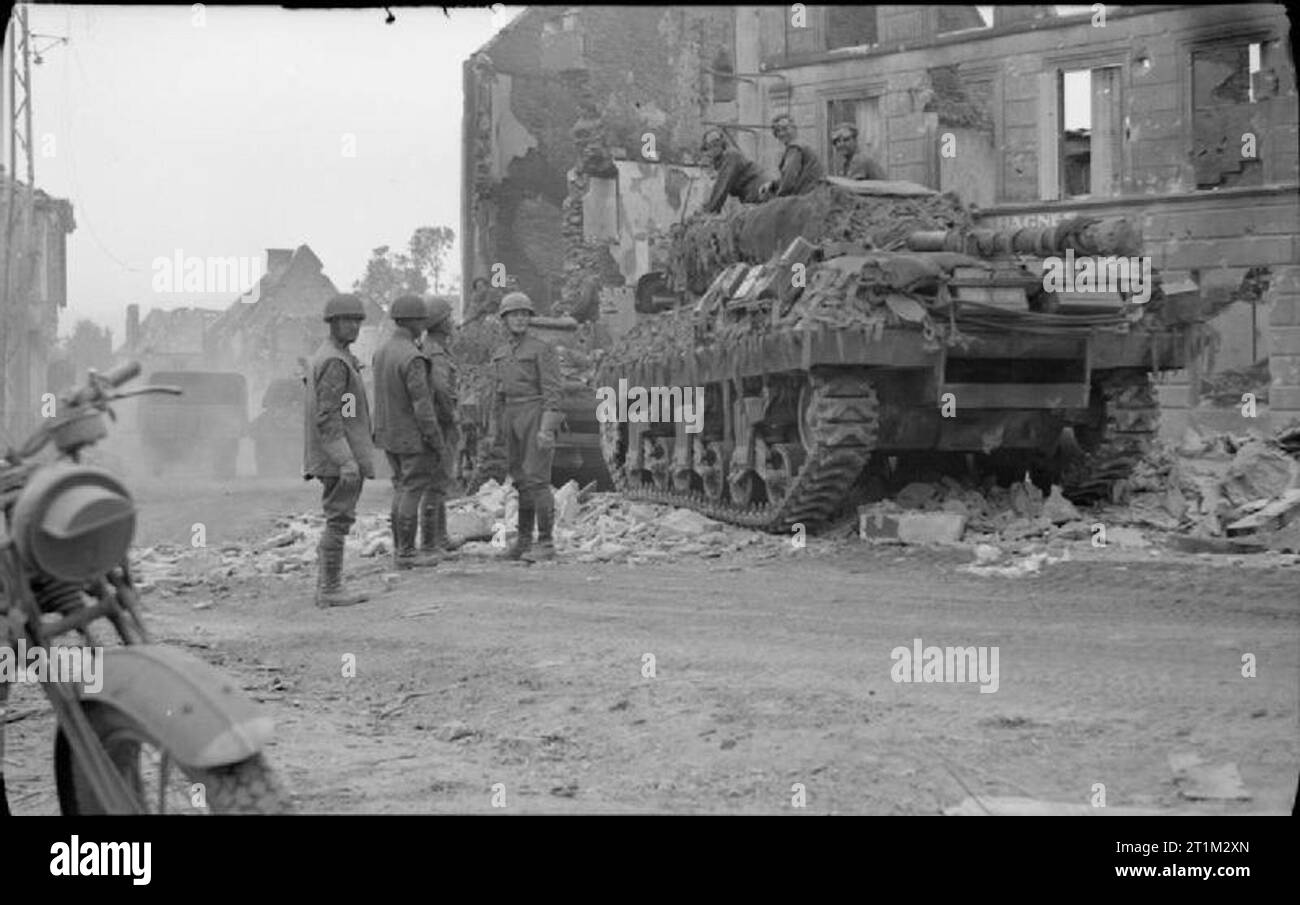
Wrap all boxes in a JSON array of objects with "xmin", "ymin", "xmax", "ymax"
[
  {"xmin": 389, "ymin": 294, "xmax": 428, "ymax": 322},
  {"xmin": 323, "ymin": 293, "xmax": 366, "ymax": 322},
  {"xmin": 499, "ymin": 291, "xmax": 535, "ymax": 317},
  {"xmin": 426, "ymin": 297, "xmax": 454, "ymax": 331}
]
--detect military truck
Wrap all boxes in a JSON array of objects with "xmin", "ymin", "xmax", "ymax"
[
  {"xmin": 249, "ymin": 377, "xmax": 304, "ymax": 477},
  {"xmin": 594, "ymin": 180, "xmax": 1198, "ymax": 531},
  {"xmin": 137, "ymin": 370, "xmax": 248, "ymax": 479}
]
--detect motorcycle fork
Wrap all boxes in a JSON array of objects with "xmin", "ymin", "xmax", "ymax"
[{"xmin": 9, "ymin": 556, "xmax": 144, "ymax": 814}]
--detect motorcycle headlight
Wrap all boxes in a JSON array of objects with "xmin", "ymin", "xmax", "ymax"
[{"xmin": 11, "ymin": 464, "xmax": 135, "ymax": 582}]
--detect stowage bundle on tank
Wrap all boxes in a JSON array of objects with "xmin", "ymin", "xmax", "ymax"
[
  {"xmin": 598, "ymin": 182, "xmax": 1196, "ymax": 534},
  {"xmin": 668, "ymin": 182, "xmax": 974, "ymax": 295}
]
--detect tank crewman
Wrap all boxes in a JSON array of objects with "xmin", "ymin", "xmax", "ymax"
[
  {"xmin": 419, "ymin": 297, "xmax": 463, "ymax": 553},
  {"xmin": 766, "ymin": 114, "xmax": 826, "ymax": 198},
  {"xmin": 700, "ymin": 127, "xmax": 767, "ymax": 214},
  {"xmin": 464, "ymin": 277, "xmax": 501, "ymax": 325},
  {"xmin": 492, "ymin": 291, "xmax": 563, "ymax": 562},
  {"xmin": 830, "ymin": 122, "xmax": 887, "ymax": 180},
  {"xmin": 372, "ymin": 294, "xmax": 445, "ymax": 569},
  {"xmin": 303, "ymin": 292, "xmax": 376, "ymax": 608}
]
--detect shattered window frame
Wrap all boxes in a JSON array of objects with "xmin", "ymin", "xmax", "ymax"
[
  {"xmin": 1039, "ymin": 46, "xmax": 1128, "ymax": 202},
  {"xmin": 784, "ymin": 6, "xmax": 879, "ymax": 56},
  {"xmin": 1184, "ymin": 28, "xmax": 1275, "ymax": 190},
  {"xmin": 935, "ymin": 6, "xmax": 994, "ymax": 36}
]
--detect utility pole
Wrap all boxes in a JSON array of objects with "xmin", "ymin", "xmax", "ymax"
[{"xmin": 1, "ymin": 2, "xmax": 43, "ymax": 440}]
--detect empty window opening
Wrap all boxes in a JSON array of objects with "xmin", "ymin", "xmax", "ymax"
[{"xmin": 1062, "ymin": 69, "xmax": 1091, "ymax": 197}]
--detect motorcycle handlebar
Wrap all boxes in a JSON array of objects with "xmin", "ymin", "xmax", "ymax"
[
  {"xmin": 7, "ymin": 361, "xmax": 148, "ymax": 460},
  {"xmin": 101, "ymin": 360, "xmax": 142, "ymax": 389},
  {"xmin": 66, "ymin": 360, "xmax": 142, "ymax": 407}
]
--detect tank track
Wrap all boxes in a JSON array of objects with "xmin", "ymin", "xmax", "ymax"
[
  {"xmin": 607, "ymin": 373, "xmax": 879, "ymax": 533},
  {"xmin": 1063, "ymin": 369, "xmax": 1160, "ymax": 503}
]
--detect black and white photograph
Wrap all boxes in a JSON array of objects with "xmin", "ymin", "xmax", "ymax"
[{"xmin": 0, "ymin": 0, "xmax": 1296, "ymax": 861}]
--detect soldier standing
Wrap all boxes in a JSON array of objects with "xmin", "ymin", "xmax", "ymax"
[
  {"xmin": 492, "ymin": 291, "xmax": 563, "ymax": 562},
  {"xmin": 419, "ymin": 297, "xmax": 462, "ymax": 553},
  {"xmin": 373, "ymin": 294, "xmax": 445, "ymax": 569},
  {"xmin": 303, "ymin": 293, "xmax": 375, "ymax": 607}
]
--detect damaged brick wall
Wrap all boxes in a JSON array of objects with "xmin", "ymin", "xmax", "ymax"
[{"xmin": 464, "ymin": 7, "xmax": 734, "ymax": 318}]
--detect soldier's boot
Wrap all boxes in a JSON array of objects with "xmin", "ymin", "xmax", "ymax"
[
  {"xmin": 419, "ymin": 498, "xmax": 440, "ymax": 552},
  {"xmin": 421, "ymin": 496, "xmax": 464, "ymax": 554},
  {"xmin": 499, "ymin": 504, "xmax": 534, "ymax": 561},
  {"xmin": 436, "ymin": 500, "xmax": 467, "ymax": 552},
  {"xmin": 396, "ymin": 514, "xmax": 441, "ymax": 569},
  {"xmin": 523, "ymin": 501, "xmax": 556, "ymax": 563},
  {"xmin": 315, "ymin": 534, "xmax": 368, "ymax": 608}
]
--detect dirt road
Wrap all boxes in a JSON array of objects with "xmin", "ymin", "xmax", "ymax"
[{"xmin": 4, "ymin": 477, "xmax": 1297, "ymax": 814}]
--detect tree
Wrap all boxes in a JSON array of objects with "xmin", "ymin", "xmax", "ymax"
[
  {"xmin": 352, "ymin": 245, "xmax": 428, "ymax": 311},
  {"xmin": 409, "ymin": 226, "xmax": 455, "ymax": 296}
]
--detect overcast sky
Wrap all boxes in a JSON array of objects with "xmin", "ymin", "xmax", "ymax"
[{"xmin": 15, "ymin": 4, "xmax": 521, "ymax": 341}]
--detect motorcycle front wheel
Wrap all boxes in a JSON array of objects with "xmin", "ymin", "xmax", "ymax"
[{"xmin": 55, "ymin": 703, "xmax": 293, "ymax": 814}]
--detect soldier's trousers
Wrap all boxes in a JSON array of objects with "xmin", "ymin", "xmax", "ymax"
[
  {"xmin": 320, "ymin": 474, "xmax": 363, "ymax": 537},
  {"xmin": 386, "ymin": 451, "xmax": 438, "ymax": 529},
  {"xmin": 503, "ymin": 400, "xmax": 554, "ymax": 509},
  {"xmin": 429, "ymin": 424, "xmax": 458, "ymax": 494}
]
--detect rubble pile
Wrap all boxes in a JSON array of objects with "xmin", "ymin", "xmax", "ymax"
[
  {"xmin": 454, "ymin": 479, "xmax": 788, "ymax": 564},
  {"xmin": 858, "ymin": 476, "xmax": 1102, "ymax": 549},
  {"xmin": 133, "ymin": 478, "xmax": 795, "ymax": 593},
  {"xmin": 128, "ymin": 425, "xmax": 1299, "ymax": 597},
  {"xmin": 855, "ymin": 424, "xmax": 1300, "ymax": 559},
  {"xmin": 1122, "ymin": 427, "xmax": 1299, "ymax": 542}
]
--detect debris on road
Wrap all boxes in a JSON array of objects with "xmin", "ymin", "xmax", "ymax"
[
  {"xmin": 128, "ymin": 424, "xmax": 1300, "ymax": 592},
  {"xmin": 943, "ymin": 796, "xmax": 1201, "ymax": 816},
  {"xmin": 1169, "ymin": 753, "xmax": 1253, "ymax": 801},
  {"xmin": 958, "ymin": 549, "xmax": 1070, "ymax": 578}
]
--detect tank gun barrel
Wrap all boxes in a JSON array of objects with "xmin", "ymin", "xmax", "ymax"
[{"xmin": 905, "ymin": 216, "xmax": 1143, "ymax": 258}]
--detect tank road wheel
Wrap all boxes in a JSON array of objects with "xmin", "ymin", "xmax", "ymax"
[
  {"xmin": 1063, "ymin": 369, "xmax": 1160, "ymax": 504},
  {"xmin": 608, "ymin": 370, "xmax": 878, "ymax": 534},
  {"xmin": 729, "ymin": 467, "xmax": 764, "ymax": 508},
  {"xmin": 698, "ymin": 440, "xmax": 728, "ymax": 502},
  {"xmin": 764, "ymin": 442, "xmax": 806, "ymax": 509},
  {"xmin": 645, "ymin": 436, "xmax": 671, "ymax": 491}
]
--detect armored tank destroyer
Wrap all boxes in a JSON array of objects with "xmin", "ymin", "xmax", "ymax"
[{"xmin": 595, "ymin": 181, "xmax": 1198, "ymax": 532}]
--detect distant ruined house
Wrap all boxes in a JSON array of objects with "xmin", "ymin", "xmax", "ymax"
[
  {"xmin": 118, "ymin": 245, "xmax": 372, "ymax": 418},
  {"xmin": 205, "ymin": 245, "xmax": 371, "ymax": 414}
]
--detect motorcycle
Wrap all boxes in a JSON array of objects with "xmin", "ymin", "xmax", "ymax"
[{"xmin": 0, "ymin": 362, "xmax": 290, "ymax": 814}]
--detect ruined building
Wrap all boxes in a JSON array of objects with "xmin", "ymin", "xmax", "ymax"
[
  {"xmin": 0, "ymin": 172, "xmax": 75, "ymax": 442},
  {"xmin": 461, "ymin": 6, "xmax": 737, "ymax": 318},
  {"xmin": 463, "ymin": 4, "xmax": 1300, "ymax": 428},
  {"xmin": 118, "ymin": 245, "xmax": 374, "ymax": 421}
]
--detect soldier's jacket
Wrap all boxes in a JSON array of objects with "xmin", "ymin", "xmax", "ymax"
[
  {"xmin": 302, "ymin": 339, "xmax": 376, "ymax": 479},
  {"xmin": 372, "ymin": 330, "xmax": 443, "ymax": 455},
  {"xmin": 837, "ymin": 148, "xmax": 887, "ymax": 180},
  {"xmin": 491, "ymin": 332, "xmax": 562, "ymax": 413},
  {"xmin": 774, "ymin": 142, "xmax": 826, "ymax": 197},
  {"xmin": 422, "ymin": 333, "xmax": 458, "ymax": 425}
]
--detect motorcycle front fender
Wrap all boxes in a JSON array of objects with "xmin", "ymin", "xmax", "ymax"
[{"xmin": 83, "ymin": 645, "xmax": 274, "ymax": 769}]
